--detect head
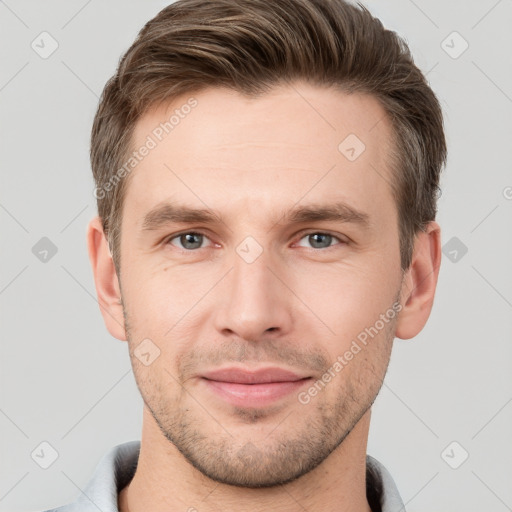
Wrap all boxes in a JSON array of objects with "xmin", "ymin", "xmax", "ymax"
[{"xmin": 88, "ymin": 0, "xmax": 445, "ymax": 488}]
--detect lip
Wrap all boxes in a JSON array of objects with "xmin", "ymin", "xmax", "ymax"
[
  {"xmin": 201, "ymin": 366, "xmax": 307, "ymax": 384},
  {"xmin": 200, "ymin": 366, "xmax": 311, "ymax": 408}
]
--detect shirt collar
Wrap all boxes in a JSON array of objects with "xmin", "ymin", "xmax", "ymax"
[{"xmin": 45, "ymin": 440, "xmax": 405, "ymax": 512}]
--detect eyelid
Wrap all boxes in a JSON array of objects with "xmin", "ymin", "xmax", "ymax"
[
  {"xmin": 164, "ymin": 229, "xmax": 348, "ymax": 251},
  {"xmin": 164, "ymin": 230, "xmax": 215, "ymax": 249},
  {"xmin": 293, "ymin": 230, "xmax": 348, "ymax": 248}
]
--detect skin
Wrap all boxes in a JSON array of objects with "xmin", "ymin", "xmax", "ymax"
[{"xmin": 87, "ymin": 82, "xmax": 441, "ymax": 512}]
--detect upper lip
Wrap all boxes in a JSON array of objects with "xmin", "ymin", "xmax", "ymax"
[{"xmin": 201, "ymin": 367, "xmax": 310, "ymax": 384}]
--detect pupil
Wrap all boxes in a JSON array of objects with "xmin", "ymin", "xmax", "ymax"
[
  {"xmin": 311, "ymin": 233, "xmax": 330, "ymax": 248},
  {"xmin": 183, "ymin": 233, "xmax": 201, "ymax": 249}
]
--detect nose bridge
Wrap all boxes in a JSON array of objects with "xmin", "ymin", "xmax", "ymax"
[
  {"xmin": 214, "ymin": 237, "xmax": 292, "ymax": 340},
  {"xmin": 232, "ymin": 238, "xmax": 274, "ymax": 301}
]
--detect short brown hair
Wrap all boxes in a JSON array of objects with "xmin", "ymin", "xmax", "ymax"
[{"xmin": 91, "ymin": 0, "xmax": 446, "ymax": 275}]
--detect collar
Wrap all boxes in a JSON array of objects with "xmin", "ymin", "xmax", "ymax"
[{"xmin": 44, "ymin": 440, "xmax": 406, "ymax": 512}]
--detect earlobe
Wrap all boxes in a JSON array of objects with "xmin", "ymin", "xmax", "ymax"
[
  {"xmin": 395, "ymin": 221, "xmax": 442, "ymax": 340},
  {"xmin": 86, "ymin": 216, "xmax": 127, "ymax": 341}
]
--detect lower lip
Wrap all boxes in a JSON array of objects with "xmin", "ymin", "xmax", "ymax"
[{"xmin": 202, "ymin": 378, "xmax": 311, "ymax": 408}]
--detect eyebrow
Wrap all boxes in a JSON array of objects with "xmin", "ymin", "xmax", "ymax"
[{"xmin": 141, "ymin": 201, "xmax": 371, "ymax": 232}]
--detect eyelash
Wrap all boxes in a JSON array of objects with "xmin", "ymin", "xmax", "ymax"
[{"xmin": 163, "ymin": 230, "xmax": 347, "ymax": 252}]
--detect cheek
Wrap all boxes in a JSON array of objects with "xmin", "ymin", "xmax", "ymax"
[
  {"xmin": 122, "ymin": 263, "xmax": 196, "ymax": 330},
  {"xmin": 122, "ymin": 272, "xmax": 212, "ymax": 375},
  {"xmin": 294, "ymin": 262, "xmax": 398, "ymax": 341}
]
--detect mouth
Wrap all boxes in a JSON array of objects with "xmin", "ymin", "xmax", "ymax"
[{"xmin": 200, "ymin": 367, "xmax": 312, "ymax": 407}]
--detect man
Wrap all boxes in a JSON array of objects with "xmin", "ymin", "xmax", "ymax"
[{"xmin": 43, "ymin": 0, "xmax": 446, "ymax": 510}]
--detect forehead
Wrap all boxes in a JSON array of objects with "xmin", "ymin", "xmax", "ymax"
[{"xmin": 123, "ymin": 83, "xmax": 396, "ymax": 229}]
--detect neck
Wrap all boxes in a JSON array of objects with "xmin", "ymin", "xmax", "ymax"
[{"xmin": 118, "ymin": 407, "xmax": 373, "ymax": 512}]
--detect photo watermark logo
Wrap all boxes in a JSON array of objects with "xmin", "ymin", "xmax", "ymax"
[
  {"xmin": 298, "ymin": 301, "xmax": 403, "ymax": 405},
  {"xmin": 93, "ymin": 97, "xmax": 198, "ymax": 199}
]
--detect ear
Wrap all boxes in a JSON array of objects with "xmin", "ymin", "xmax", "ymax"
[
  {"xmin": 86, "ymin": 216, "xmax": 127, "ymax": 341},
  {"xmin": 395, "ymin": 221, "xmax": 442, "ymax": 340}
]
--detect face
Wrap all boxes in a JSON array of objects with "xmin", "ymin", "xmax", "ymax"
[{"xmin": 118, "ymin": 83, "xmax": 404, "ymax": 487}]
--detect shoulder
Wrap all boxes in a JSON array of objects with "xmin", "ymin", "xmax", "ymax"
[
  {"xmin": 366, "ymin": 454, "xmax": 406, "ymax": 512},
  {"xmin": 37, "ymin": 440, "xmax": 140, "ymax": 512}
]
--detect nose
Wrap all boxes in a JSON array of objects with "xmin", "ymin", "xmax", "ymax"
[{"xmin": 213, "ymin": 243, "xmax": 294, "ymax": 343}]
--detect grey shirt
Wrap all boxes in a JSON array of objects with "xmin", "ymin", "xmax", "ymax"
[{"xmin": 41, "ymin": 440, "xmax": 406, "ymax": 512}]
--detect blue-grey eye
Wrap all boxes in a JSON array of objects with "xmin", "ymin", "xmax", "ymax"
[
  {"xmin": 170, "ymin": 232, "xmax": 207, "ymax": 250},
  {"xmin": 297, "ymin": 233, "xmax": 341, "ymax": 249}
]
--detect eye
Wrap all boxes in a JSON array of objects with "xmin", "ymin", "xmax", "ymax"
[
  {"xmin": 295, "ymin": 232, "xmax": 345, "ymax": 250},
  {"xmin": 166, "ymin": 231, "xmax": 213, "ymax": 251},
  {"xmin": 164, "ymin": 230, "xmax": 346, "ymax": 252}
]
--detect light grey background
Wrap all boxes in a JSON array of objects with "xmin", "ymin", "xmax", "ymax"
[{"xmin": 1, "ymin": 1, "xmax": 511, "ymax": 511}]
